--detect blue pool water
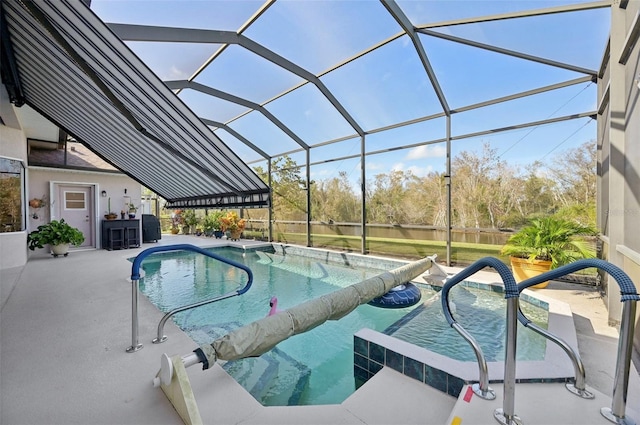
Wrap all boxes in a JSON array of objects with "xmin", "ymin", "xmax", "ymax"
[
  {"xmin": 139, "ymin": 247, "xmax": 431, "ymax": 406},
  {"xmin": 387, "ymin": 284, "xmax": 549, "ymax": 362},
  {"xmin": 139, "ymin": 247, "xmax": 549, "ymax": 406}
]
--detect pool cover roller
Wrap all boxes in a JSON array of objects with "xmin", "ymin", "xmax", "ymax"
[{"xmin": 194, "ymin": 255, "xmax": 435, "ymax": 368}]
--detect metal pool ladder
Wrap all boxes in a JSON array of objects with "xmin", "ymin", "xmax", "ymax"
[
  {"xmin": 441, "ymin": 257, "xmax": 638, "ymax": 425},
  {"xmin": 126, "ymin": 244, "xmax": 253, "ymax": 353}
]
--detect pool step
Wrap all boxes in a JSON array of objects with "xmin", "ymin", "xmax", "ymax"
[
  {"xmin": 185, "ymin": 322, "xmax": 311, "ymax": 406},
  {"xmin": 446, "ymin": 383, "xmax": 639, "ymax": 424}
]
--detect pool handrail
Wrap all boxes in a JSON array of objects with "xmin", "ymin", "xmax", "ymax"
[
  {"xmin": 441, "ymin": 256, "xmax": 520, "ymax": 412},
  {"xmin": 127, "ymin": 244, "xmax": 253, "ymax": 353},
  {"xmin": 517, "ymin": 258, "xmax": 639, "ymax": 424},
  {"xmin": 516, "ymin": 307, "xmax": 593, "ymax": 399}
]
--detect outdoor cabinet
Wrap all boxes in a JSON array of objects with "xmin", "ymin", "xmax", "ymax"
[{"xmin": 101, "ymin": 219, "xmax": 140, "ymax": 250}]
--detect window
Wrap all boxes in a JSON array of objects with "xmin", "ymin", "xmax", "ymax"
[
  {"xmin": 65, "ymin": 191, "xmax": 86, "ymax": 210},
  {"xmin": 0, "ymin": 157, "xmax": 25, "ymax": 233}
]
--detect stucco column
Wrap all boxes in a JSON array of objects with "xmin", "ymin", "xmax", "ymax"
[{"xmin": 605, "ymin": 1, "xmax": 627, "ymax": 325}]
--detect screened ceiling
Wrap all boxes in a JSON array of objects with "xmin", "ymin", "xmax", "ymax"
[
  {"xmin": 4, "ymin": 0, "xmax": 611, "ymax": 208},
  {"xmin": 94, "ymin": 0, "xmax": 609, "ymax": 170}
]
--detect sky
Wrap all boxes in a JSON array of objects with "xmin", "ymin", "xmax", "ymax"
[{"xmin": 90, "ymin": 0, "xmax": 610, "ymax": 187}]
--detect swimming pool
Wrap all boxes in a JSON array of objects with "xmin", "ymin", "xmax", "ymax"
[
  {"xmin": 138, "ymin": 246, "xmax": 549, "ymax": 406},
  {"xmin": 386, "ymin": 284, "xmax": 549, "ymax": 362},
  {"xmin": 139, "ymin": 246, "xmax": 432, "ymax": 406}
]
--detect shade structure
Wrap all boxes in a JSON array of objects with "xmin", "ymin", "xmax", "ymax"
[{"xmin": 1, "ymin": 0, "xmax": 269, "ymax": 209}]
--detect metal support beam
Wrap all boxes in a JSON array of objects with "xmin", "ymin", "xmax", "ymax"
[
  {"xmin": 268, "ymin": 159, "xmax": 273, "ymax": 242},
  {"xmin": 361, "ymin": 135, "xmax": 367, "ymax": 255},
  {"xmin": 168, "ymin": 80, "xmax": 310, "ymax": 150},
  {"xmin": 306, "ymin": 149, "xmax": 311, "ymax": 247},
  {"xmin": 418, "ymin": 29, "xmax": 597, "ymax": 76},
  {"xmin": 446, "ymin": 116, "xmax": 452, "ymax": 266},
  {"xmin": 110, "ymin": 23, "xmax": 365, "ymax": 136},
  {"xmin": 416, "ymin": 1, "xmax": 611, "ymax": 29},
  {"xmin": 381, "ymin": 0, "xmax": 450, "ymax": 114}
]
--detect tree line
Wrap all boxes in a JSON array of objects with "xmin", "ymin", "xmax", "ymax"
[{"xmin": 250, "ymin": 140, "xmax": 596, "ymax": 230}]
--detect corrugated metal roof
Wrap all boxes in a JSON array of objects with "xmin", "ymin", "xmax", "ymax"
[{"xmin": 1, "ymin": 0, "xmax": 270, "ymax": 209}]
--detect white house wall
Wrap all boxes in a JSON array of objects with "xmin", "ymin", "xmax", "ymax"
[
  {"xmin": 28, "ymin": 167, "xmax": 142, "ymax": 250},
  {"xmin": 597, "ymin": 1, "xmax": 640, "ymax": 352}
]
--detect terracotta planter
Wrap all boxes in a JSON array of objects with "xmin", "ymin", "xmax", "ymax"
[
  {"xmin": 29, "ymin": 199, "xmax": 44, "ymax": 208},
  {"xmin": 509, "ymin": 256, "xmax": 552, "ymax": 289},
  {"xmin": 229, "ymin": 229, "xmax": 242, "ymax": 241}
]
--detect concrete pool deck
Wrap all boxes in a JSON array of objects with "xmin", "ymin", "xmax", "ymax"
[{"xmin": 1, "ymin": 234, "xmax": 639, "ymax": 424}]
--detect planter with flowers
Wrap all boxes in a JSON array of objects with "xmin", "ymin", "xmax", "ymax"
[
  {"xmin": 203, "ymin": 210, "xmax": 225, "ymax": 238},
  {"xmin": 220, "ymin": 211, "xmax": 246, "ymax": 241}
]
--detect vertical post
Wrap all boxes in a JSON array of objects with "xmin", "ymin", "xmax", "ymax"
[
  {"xmin": 360, "ymin": 135, "xmax": 367, "ymax": 255},
  {"xmin": 306, "ymin": 148, "xmax": 311, "ymax": 247},
  {"xmin": 605, "ymin": 0, "xmax": 626, "ymax": 324},
  {"xmin": 126, "ymin": 278, "xmax": 143, "ymax": 353},
  {"xmin": 494, "ymin": 296, "xmax": 521, "ymax": 424},
  {"xmin": 268, "ymin": 158, "xmax": 273, "ymax": 242},
  {"xmin": 601, "ymin": 300, "xmax": 637, "ymax": 424},
  {"xmin": 446, "ymin": 115, "xmax": 452, "ymax": 266}
]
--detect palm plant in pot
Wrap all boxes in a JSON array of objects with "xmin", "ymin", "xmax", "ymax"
[
  {"xmin": 500, "ymin": 216, "xmax": 598, "ymax": 288},
  {"xmin": 27, "ymin": 219, "xmax": 85, "ymax": 257}
]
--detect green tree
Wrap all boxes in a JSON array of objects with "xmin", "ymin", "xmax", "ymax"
[
  {"xmin": 254, "ymin": 156, "xmax": 307, "ymax": 221},
  {"xmin": 311, "ymin": 171, "xmax": 360, "ymax": 222}
]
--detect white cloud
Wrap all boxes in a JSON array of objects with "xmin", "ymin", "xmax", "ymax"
[
  {"xmin": 366, "ymin": 162, "xmax": 385, "ymax": 171},
  {"xmin": 391, "ymin": 162, "xmax": 433, "ymax": 178},
  {"xmin": 405, "ymin": 144, "xmax": 447, "ymax": 160},
  {"xmin": 166, "ymin": 65, "xmax": 189, "ymax": 80},
  {"xmin": 406, "ymin": 165, "xmax": 433, "ymax": 177}
]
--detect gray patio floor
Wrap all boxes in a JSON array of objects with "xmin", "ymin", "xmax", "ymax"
[{"xmin": 1, "ymin": 235, "xmax": 638, "ymax": 424}]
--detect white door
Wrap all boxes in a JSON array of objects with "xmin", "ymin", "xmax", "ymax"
[{"xmin": 56, "ymin": 185, "xmax": 94, "ymax": 248}]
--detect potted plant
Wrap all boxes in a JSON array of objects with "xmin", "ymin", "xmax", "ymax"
[
  {"xmin": 104, "ymin": 198, "xmax": 117, "ymax": 220},
  {"xmin": 27, "ymin": 219, "xmax": 85, "ymax": 257},
  {"xmin": 127, "ymin": 203, "xmax": 138, "ymax": 219},
  {"xmin": 203, "ymin": 210, "xmax": 225, "ymax": 238},
  {"xmin": 170, "ymin": 210, "xmax": 182, "ymax": 234},
  {"xmin": 28, "ymin": 196, "xmax": 47, "ymax": 219},
  {"xmin": 500, "ymin": 216, "xmax": 598, "ymax": 288},
  {"xmin": 220, "ymin": 211, "xmax": 246, "ymax": 241},
  {"xmin": 181, "ymin": 209, "xmax": 198, "ymax": 234}
]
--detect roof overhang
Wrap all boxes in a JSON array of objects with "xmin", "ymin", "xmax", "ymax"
[{"xmin": 1, "ymin": 0, "xmax": 270, "ymax": 209}]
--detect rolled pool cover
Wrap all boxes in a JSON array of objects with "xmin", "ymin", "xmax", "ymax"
[{"xmin": 195, "ymin": 256, "xmax": 434, "ymax": 369}]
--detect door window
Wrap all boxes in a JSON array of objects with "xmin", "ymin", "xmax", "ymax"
[{"xmin": 64, "ymin": 191, "xmax": 86, "ymax": 210}]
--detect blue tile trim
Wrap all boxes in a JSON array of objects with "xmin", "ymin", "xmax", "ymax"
[
  {"xmin": 354, "ymin": 336, "xmax": 368, "ymax": 356},
  {"xmin": 370, "ymin": 342, "xmax": 385, "ymax": 364},
  {"xmin": 385, "ymin": 350, "xmax": 403, "ymax": 373},
  {"xmin": 404, "ymin": 357, "xmax": 424, "ymax": 382},
  {"xmin": 353, "ymin": 332, "xmax": 566, "ymax": 399},
  {"xmin": 425, "ymin": 364, "xmax": 448, "ymax": 393}
]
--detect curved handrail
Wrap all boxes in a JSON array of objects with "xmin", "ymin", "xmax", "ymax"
[
  {"xmin": 126, "ymin": 244, "xmax": 253, "ymax": 353},
  {"xmin": 516, "ymin": 307, "xmax": 593, "ymax": 399},
  {"xmin": 517, "ymin": 259, "xmax": 639, "ymax": 423},
  {"xmin": 441, "ymin": 257, "xmax": 519, "ymax": 403}
]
